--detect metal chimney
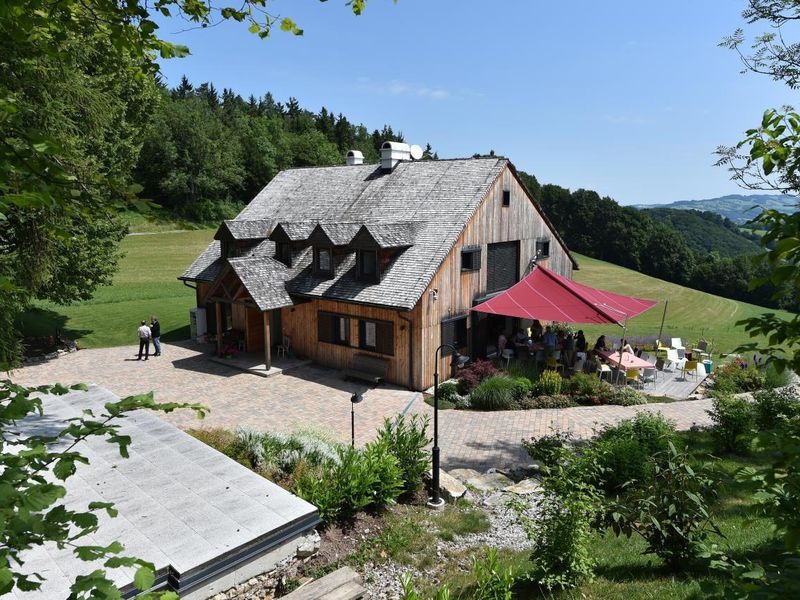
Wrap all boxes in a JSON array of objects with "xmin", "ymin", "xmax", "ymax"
[
  {"xmin": 380, "ymin": 141, "xmax": 411, "ymax": 171},
  {"xmin": 346, "ymin": 150, "xmax": 364, "ymax": 166}
]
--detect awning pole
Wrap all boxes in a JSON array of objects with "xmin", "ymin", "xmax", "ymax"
[
  {"xmin": 618, "ymin": 315, "xmax": 628, "ymax": 384},
  {"xmin": 657, "ymin": 300, "xmax": 668, "ymax": 346}
]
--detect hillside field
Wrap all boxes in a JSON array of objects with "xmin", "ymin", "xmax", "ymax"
[
  {"xmin": 572, "ymin": 253, "xmax": 793, "ymax": 353},
  {"xmin": 18, "ymin": 232, "xmax": 792, "ymax": 354}
]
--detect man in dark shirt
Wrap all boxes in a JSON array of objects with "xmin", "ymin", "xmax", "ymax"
[{"xmin": 150, "ymin": 317, "xmax": 161, "ymax": 357}]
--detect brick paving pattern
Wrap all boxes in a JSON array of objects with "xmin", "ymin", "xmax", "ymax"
[{"xmin": 11, "ymin": 343, "xmax": 713, "ymax": 469}]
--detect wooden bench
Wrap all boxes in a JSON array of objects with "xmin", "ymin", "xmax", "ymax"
[
  {"xmin": 344, "ymin": 353, "xmax": 389, "ymax": 384},
  {"xmin": 281, "ymin": 566, "xmax": 365, "ymax": 600}
]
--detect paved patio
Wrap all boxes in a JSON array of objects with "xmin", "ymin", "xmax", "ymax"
[
  {"xmin": 10, "ymin": 342, "xmax": 417, "ymax": 447},
  {"xmin": 11, "ymin": 342, "xmax": 714, "ymax": 470}
]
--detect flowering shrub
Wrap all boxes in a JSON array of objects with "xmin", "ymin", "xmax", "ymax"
[
  {"xmin": 713, "ymin": 361, "xmax": 765, "ymax": 393},
  {"xmin": 457, "ymin": 359, "xmax": 501, "ymax": 394},
  {"xmin": 219, "ymin": 342, "xmax": 239, "ymax": 358},
  {"xmin": 534, "ymin": 370, "xmax": 563, "ymax": 396},
  {"xmin": 563, "ymin": 372, "xmax": 614, "ymax": 405}
]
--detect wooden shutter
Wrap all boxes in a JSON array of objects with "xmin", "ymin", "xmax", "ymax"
[
  {"xmin": 318, "ymin": 311, "xmax": 334, "ymax": 343},
  {"xmin": 376, "ymin": 321, "xmax": 394, "ymax": 356},
  {"xmin": 441, "ymin": 316, "xmax": 467, "ymax": 355},
  {"xmin": 487, "ymin": 241, "xmax": 519, "ymax": 293}
]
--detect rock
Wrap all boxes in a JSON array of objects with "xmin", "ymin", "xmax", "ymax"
[
  {"xmin": 481, "ymin": 492, "xmax": 507, "ymax": 507},
  {"xmin": 438, "ymin": 470, "xmax": 467, "ymax": 502},
  {"xmin": 296, "ymin": 531, "xmax": 320, "ymax": 558},
  {"xmin": 45, "ymin": 351, "xmax": 58, "ymax": 360},
  {"xmin": 448, "ymin": 468, "xmax": 481, "ymax": 482},
  {"xmin": 464, "ymin": 472, "xmax": 513, "ymax": 492},
  {"xmin": 503, "ymin": 479, "xmax": 541, "ymax": 495}
]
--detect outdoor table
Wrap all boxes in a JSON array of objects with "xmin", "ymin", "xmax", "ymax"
[{"xmin": 596, "ymin": 349, "xmax": 655, "ymax": 370}]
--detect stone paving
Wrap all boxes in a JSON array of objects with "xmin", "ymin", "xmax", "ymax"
[
  {"xmin": 11, "ymin": 343, "xmax": 714, "ymax": 469},
  {"xmin": 10, "ymin": 342, "xmax": 417, "ymax": 447}
]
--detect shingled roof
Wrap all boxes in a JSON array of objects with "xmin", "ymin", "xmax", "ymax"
[{"xmin": 181, "ymin": 157, "xmax": 574, "ymax": 310}]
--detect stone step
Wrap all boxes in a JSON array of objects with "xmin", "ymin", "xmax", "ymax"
[{"xmin": 281, "ymin": 567, "xmax": 365, "ymax": 600}]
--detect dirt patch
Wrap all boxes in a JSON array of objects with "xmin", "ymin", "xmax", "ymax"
[{"xmin": 306, "ymin": 512, "xmax": 385, "ymax": 570}]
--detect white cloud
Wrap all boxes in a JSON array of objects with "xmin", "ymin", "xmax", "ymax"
[{"xmin": 357, "ymin": 78, "xmax": 457, "ymax": 101}]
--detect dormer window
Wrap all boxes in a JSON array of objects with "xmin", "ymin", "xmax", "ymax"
[
  {"xmin": 356, "ymin": 250, "xmax": 379, "ymax": 283},
  {"xmin": 314, "ymin": 247, "xmax": 333, "ymax": 277},
  {"xmin": 535, "ymin": 238, "xmax": 550, "ymax": 258},
  {"xmin": 275, "ymin": 242, "xmax": 292, "ymax": 267}
]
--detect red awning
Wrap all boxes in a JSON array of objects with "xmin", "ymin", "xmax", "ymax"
[{"xmin": 471, "ymin": 265, "xmax": 657, "ymax": 325}]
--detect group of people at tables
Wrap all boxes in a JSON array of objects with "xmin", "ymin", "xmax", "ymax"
[{"xmin": 496, "ymin": 320, "xmax": 639, "ymax": 371}]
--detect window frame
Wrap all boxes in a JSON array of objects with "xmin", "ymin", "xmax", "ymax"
[
  {"xmin": 502, "ymin": 190, "xmax": 511, "ymax": 207},
  {"xmin": 461, "ymin": 246, "xmax": 481, "ymax": 272},
  {"xmin": 318, "ymin": 311, "xmax": 350, "ymax": 346},
  {"xmin": 358, "ymin": 318, "xmax": 394, "ymax": 356},
  {"xmin": 314, "ymin": 246, "xmax": 334, "ymax": 277},
  {"xmin": 441, "ymin": 314, "xmax": 468, "ymax": 356},
  {"xmin": 535, "ymin": 238, "xmax": 551, "ymax": 259},
  {"xmin": 356, "ymin": 249, "xmax": 380, "ymax": 283}
]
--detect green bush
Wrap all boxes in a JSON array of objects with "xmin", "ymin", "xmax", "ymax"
[
  {"xmin": 376, "ymin": 414, "xmax": 431, "ymax": 495},
  {"xmin": 518, "ymin": 394, "xmax": 575, "ymax": 409},
  {"xmin": 753, "ymin": 388, "xmax": 800, "ymax": 429},
  {"xmin": 473, "ymin": 548, "xmax": 516, "ymax": 599},
  {"xmin": 713, "ymin": 362, "xmax": 766, "ymax": 393},
  {"xmin": 511, "ymin": 376, "xmax": 533, "ymax": 402},
  {"xmin": 436, "ymin": 381, "xmax": 459, "ymax": 404},
  {"xmin": 708, "ymin": 394, "xmax": 755, "ymax": 454},
  {"xmin": 534, "ymin": 370, "xmax": 562, "ymax": 396},
  {"xmin": 469, "ymin": 376, "xmax": 517, "ymax": 411},
  {"xmin": 607, "ymin": 386, "xmax": 648, "ymax": 406},
  {"xmin": 764, "ymin": 363, "xmax": 792, "ymax": 389},
  {"xmin": 523, "ymin": 431, "xmax": 574, "ymax": 467},
  {"xmin": 607, "ymin": 442, "xmax": 720, "ymax": 569},
  {"xmin": 592, "ymin": 412, "xmax": 677, "ymax": 491},
  {"xmin": 294, "ymin": 442, "xmax": 403, "ymax": 522},
  {"xmin": 506, "ymin": 359, "xmax": 539, "ymax": 381},
  {"xmin": 564, "ymin": 372, "xmax": 614, "ymax": 405}
]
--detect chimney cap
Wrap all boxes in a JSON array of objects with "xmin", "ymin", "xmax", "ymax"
[
  {"xmin": 381, "ymin": 141, "xmax": 410, "ymax": 152},
  {"xmin": 346, "ymin": 150, "xmax": 364, "ymax": 159}
]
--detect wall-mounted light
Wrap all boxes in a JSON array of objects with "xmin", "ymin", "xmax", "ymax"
[{"xmin": 429, "ymin": 288, "xmax": 439, "ymax": 301}]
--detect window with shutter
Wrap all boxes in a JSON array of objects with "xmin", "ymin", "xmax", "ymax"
[
  {"xmin": 356, "ymin": 250, "xmax": 379, "ymax": 282},
  {"xmin": 535, "ymin": 239, "xmax": 550, "ymax": 258},
  {"xmin": 461, "ymin": 246, "xmax": 481, "ymax": 272},
  {"xmin": 358, "ymin": 319, "xmax": 394, "ymax": 356},
  {"xmin": 314, "ymin": 247, "xmax": 333, "ymax": 277},
  {"xmin": 441, "ymin": 315, "xmax": 468, "ymax": 356},
  {"xmin": 318, "ymin": 311, "xmax": 349, "ymax": 346},
  {"xmin": 486, "ymin": 241, "xmax": 520, "ymax": 293}
]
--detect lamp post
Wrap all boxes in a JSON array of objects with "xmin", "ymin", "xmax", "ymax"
[
  {"xmin": 428, "ymin": 344, "xmax": 469, "ymax": 509},
  {"xmin": 350, "ymin": 392, "xmax": 363, "ymax": 448}
]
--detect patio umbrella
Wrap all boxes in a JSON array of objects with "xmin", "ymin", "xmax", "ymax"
[{"xmin": 471, "ymin": 264, "xmax": 658, "ymax": 369}]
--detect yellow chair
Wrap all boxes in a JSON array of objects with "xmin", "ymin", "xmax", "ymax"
[
  {"xmin": 625, "ymin": 368, "xmax": 641, "ymax": 388},
  {"xmin": 681, "ymin": 360, "xmax": 699, "ymax": 381},
  {"xmin": 545, "ymin": 356, "xmax": 564, "ymax": 373}
]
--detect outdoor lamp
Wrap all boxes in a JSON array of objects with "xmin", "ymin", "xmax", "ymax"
[
  {"xmin": 428, "ymin": 345, "xmax": 469, "ymax": 508},
  {"xmin": 350, "ymin": 392, "xmax": 363, "ymax": 448}
]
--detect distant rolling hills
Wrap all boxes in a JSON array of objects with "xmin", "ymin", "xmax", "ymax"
[{"xmin": 633, "ymin": 193, "xmax": 797, "ymax": 225}]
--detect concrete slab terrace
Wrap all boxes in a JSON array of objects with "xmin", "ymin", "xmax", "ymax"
[{"xmin": 9, "ymin": 385, "xmax": 320, "ymax": 599}]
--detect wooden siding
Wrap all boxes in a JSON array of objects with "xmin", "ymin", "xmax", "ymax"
[
  {"xmin": 245, "ymin": 307, "xmax": 265, "ymax": 351},
  {"xmin": 418, "ymin": 165, "xmax": 574, "ymax": 389},
  {"xmin": 281, "ymin": 298, "xmax": 416, "ymax": 389}
]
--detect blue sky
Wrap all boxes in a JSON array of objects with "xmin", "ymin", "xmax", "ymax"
[{"xmin": 155, "ymin": 0, "xmax": 789, "ymax": 205}]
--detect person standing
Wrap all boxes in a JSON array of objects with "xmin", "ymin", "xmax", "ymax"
[
  {"xmin": 137, "ymin": 320, "xmax": 151, "ymax": 360},
  {"xmin": 150, "ymin": 316, "xmax": 161, "ymax": 357}
]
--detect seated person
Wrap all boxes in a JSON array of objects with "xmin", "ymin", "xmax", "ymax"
[
  {"xmin": 622, "ymin": 339, "xmax": 634, "ymax": 354},
  {"xmin": 513, "ymin": 328, "xmax": 530, "ymax": 345},
  {"xmin": 575, "ymin": 330, "xmax": 587, "ymax": 353},
  {"xmin": 593, "ymin": 335, "xmax": 609, "ymax": 352},
  {"xmin": 530, "ymin": 319, "xmax": 544, "ymax": 341},
  {"xmin": 498, "ymin": 331, "xmax": 511, "ymax": 355}
]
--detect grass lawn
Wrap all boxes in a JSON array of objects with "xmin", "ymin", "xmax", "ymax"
[
  {"xmin": 572, "ymin": 252, "xmax": 793, "ymax": 355},
  {"xmin": 19, "ymin": 229, "xmax": 214, "ymax": 348}
]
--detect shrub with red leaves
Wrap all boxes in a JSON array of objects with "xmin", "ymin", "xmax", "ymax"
[{"xmin": 457, "ymin": 359, "xmax": 501, "ymax": 394}]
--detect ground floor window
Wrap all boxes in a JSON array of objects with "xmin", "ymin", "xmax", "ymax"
[
  {"xmin": 358, "ymin": 319, "xmax": 394, "ymax": 355},
  {"xmin": 441, "ymin": 315, "xmax": 468, "ymax": 355},
  {"xmin": 318, "ymin": 311, "xmax": 350, "ymax": 346}
]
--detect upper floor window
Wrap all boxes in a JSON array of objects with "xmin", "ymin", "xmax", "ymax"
[
  {"xmin": 535, "ymin": 239, "xmax": 550, "ymax": 258},
  {"xmin": 314, "ymin": 247, "xmax": 333, "ymax": 277},
  {"xmin": 461, "ymin": 246, "xmax": 481, "ymax": 272},
  {"xmin": 502, "ymin": 190, "xmax": 511, "ymax": 207},
  {"xmin": 356, "ymin": 250, "xmax": 379, "ymax": 282},
  {"xmin": 275, "ymin": 242, "xmax": 291, "ymax": 267}
]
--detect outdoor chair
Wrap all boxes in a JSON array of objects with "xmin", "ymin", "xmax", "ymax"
[
  {"xmin": 545, "ymin": 356, "xmax": 564, "ymax": 373},
  {"xmin": 277, "ymin": 335, "xmax": 291, "ymax": 359},
  {"xmin": 625, "ymin": 368, "xmax": 642, "ymax": 388},
  {"xmin": 681, "ymin": 360, "xmax": 699, "ymax": 381},
  {"xmin": 641, "ymin": 367, "xmax": 657, "ymax": 388},
  {"xmin": 598, "ymin": 363, "xmax": 613, "ymax": 382},
  {"xmin": 671, "ymin": 338, "xmax": 686, "ymax": 351},
  {"xmin": 676, "ymin": 347, "xmax": 686, "ymax": 360},
  {"xmin": 655, "ymin": 357, "xmax": 666, "ymax": 372},
  {"xmin": 666, "ymin": 348, "xmax": 686, "ymax": 371},
  {"xmin": 692, "ymin": 339, "xmax": 711, "ymax": 360},
  {"xmin": 502, "ymin": 348, "xmax": 514, "ymax": 368}
]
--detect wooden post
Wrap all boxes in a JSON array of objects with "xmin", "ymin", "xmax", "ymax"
[
  {"xmin": 215, "ymin": 302, "xmax": 222, "ymax": 356},
  {"xmin": 263, "ymin": 310, "xmax": 271, "ymax": 370}
]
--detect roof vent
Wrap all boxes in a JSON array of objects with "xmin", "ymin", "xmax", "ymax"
[
  {"xmin": 345, "ymin": 150, "xmax": 364, "ymax": 166},
  {"xmin": 381, "ymin": 141, "xmax": 411, "ymax": 171}
]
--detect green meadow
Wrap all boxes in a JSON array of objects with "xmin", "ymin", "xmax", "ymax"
[{"xmin": 19, "ymin": 234, "xmax": 789, "ymax": 354}]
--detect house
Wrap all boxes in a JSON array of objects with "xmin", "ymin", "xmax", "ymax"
[{"xmin": 180, "ymin": 142, "xmax": 577, "ymax": 391}]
